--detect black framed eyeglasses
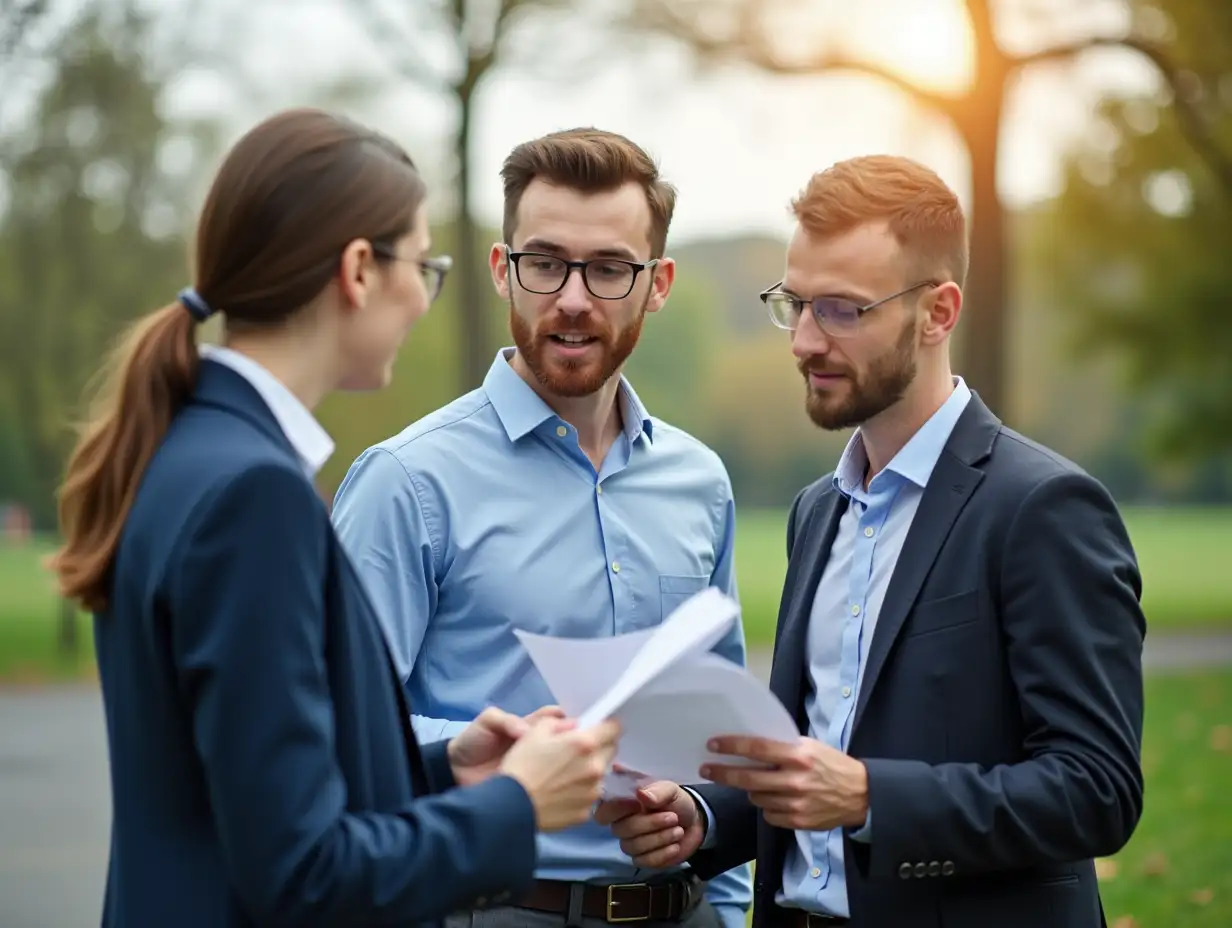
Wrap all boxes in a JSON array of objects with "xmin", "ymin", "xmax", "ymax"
[
  {"xmin": 506, "ymin": 248, "xmax": 657, "ymax": 301},
  {"xmin": 372, "ymin": 242, "xmax": 453, "ymax": 302},
  {"xmin": 760, "ymin": 280, "xmax": 935, "ymax": 335}
]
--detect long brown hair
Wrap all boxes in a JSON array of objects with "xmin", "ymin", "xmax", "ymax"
[{"xmin": 48, "ymin": 108, "xmax": 427, "ymax": 612}]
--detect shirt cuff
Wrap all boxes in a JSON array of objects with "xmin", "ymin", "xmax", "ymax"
[
  {"xmin": 682, "ymin": 787, "xmax": 717, "ymax": 850},
  {"xmin": 849, "ymin": 807, "xmax": 872, "ymax": 843}
]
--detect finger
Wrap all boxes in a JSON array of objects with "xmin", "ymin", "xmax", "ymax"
[
  {"xmin": 635, "ymin": 782, "xmax": 680, "ymax": 811},
  {"xmin": 700, "ymin": 764, "xmax": 801, "ymax": 792},
  {"xmin": 611, "ymin": 811, "xmax": 680, "ymax": 840},
  {"xmin": 748, "ymin": 791, "xmax": 802, "ymax": 813},
  {"xmin": 589, "ymin": 718, "xmax": 622, "ymax": 745},
  {"xmin": 593, "ymin": 798, "xmax": 642, "ymax": 826},
  {"xmin": 478, "ymin": 706, "xmax": 528, "ymax": 739},
  {"xmin": 527, "ymin": 705, "xmax": 567, "ymax": 722},
  {"xmin": 706, "ymin": 736, "xmax": 804, "ymax": 766},
  {"xmin": 629, "ymin": 843, "xmax": 688, "ymax": 870},
  {"xmin": 619, "ymin": 824, "xmax": 685, "ymax": 858}
]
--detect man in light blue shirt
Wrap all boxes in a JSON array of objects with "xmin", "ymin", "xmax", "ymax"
[{"xmin": 332, "ymin": 128, "xmax": 752, "ymax": 928}]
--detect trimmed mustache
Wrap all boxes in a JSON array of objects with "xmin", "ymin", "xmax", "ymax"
[{"xmin": 797, "ymin": 360, "xmax": 850, "ymax": 377}]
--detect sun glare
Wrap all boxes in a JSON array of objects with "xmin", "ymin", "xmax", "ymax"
[{"xmin": 845, "ymin": 0, "xmax": 976, "ymax": 96}]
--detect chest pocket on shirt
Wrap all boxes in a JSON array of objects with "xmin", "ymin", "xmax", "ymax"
[{"xmin": 659, "ymin": 574, "xmax": 711, "ymax": 621}]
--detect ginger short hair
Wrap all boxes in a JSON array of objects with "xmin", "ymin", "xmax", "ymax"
[
  {"xmin": 500, "ymin": 127, "xmax": 676, "ymax": 258},
  {"xmin": 791, "ymin": 155, "xmax": 968, "ymax": 286}
]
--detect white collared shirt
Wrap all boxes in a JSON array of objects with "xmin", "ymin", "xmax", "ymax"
[{"xmin": 199, "ymin": 344, "xmax": 335, "ymax": 477}]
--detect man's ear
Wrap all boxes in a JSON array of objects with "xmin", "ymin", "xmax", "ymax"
[
  {"xmin": 644, "ymin": 257, "xmax": 675, "ymax": 314},
  {"xmin": 490, "ymin": 243, "xmax": 511, "ymax": 299},
  {"xmin": 920, "ymin": 281, "xmax": 962, "ymax": 345}
]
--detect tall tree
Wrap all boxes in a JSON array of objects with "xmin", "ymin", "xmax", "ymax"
[
  {"xmin": 1038, "ymin": 0, "xmax": 1232, "ymax": 464},
  {"xmin": 0, "ymin": 2, "xmax": 220, "ymax": 527},
  {"xmin": 632, "ymin": 0, "xmax": 1232, "ymax": 418},
  {"xmin": 351, "ymin": 0, "xmax": 639, "ymax": 395}
]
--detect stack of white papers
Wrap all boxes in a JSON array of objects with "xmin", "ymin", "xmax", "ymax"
[{"xmin": 513, "ymin": 587, "xmax": 800, "ymax": 798}]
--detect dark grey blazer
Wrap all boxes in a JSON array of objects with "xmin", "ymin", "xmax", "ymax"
[{"xmin": 692, "ymin": 393, "xmax": 1144, "ymax": 928}]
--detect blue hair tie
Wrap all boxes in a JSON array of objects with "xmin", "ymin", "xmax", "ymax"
[{"xmin": 178, "ymin": 287, "xmax": 215, "ymax": 322}]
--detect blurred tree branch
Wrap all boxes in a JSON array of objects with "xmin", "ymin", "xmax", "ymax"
[
  {"xmin": 347, "ymin": 0, "xmax": 627, "ymax": 393},
  {"xmin": 627, "ymin": 0, "xmax": 1232, "ymax": 420}
]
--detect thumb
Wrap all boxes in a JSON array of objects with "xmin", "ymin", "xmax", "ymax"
[{"xmin": 482, "ymin": 707, "xmax": 528, "ymax": 739}]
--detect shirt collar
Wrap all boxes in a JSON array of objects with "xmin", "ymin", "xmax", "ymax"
[
  {"xmin": 833, "ymin": 376, "xmax": 972, "ymax": 496},
  {"xmin": 199, "ymin": 344, "xmax": 335, "ymax": 476},
  {"xmin": 482, "ymin": 347, "xmax": 654, "ymax": 444}
]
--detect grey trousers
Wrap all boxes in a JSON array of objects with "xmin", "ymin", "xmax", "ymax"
[{"xmin": 447, "ymin": 894, "xmax": 722, "ymax": 928}]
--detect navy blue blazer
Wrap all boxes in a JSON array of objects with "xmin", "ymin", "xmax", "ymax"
[
  {"xmin": 691, "ymin": 394, "xmax": 1145, "ymax": 928},
  {"xmin": 94, "ymin": 360, "xmax": 537, "ymax": 928}
]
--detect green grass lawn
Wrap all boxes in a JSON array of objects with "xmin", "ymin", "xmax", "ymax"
[
  {"xmin": 0, "ymin": 506, "xmax": 1230, "ymax": 675},
  {"xmin": 1087, "ymin": 670, "xmax": 1231, "ymax": 926},
  {"xmin": 733, "ymin": 505, "xmax": 1232, "ymax": 647}
]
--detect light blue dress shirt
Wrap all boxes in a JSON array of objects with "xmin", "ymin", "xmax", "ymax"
[
  {"xmin": 332, "ymin": 348, "xmax": 752, "ymax": 928},
  {"xmin": 775, "ymin": 377, "xmax": 971, "ymax": 919}
]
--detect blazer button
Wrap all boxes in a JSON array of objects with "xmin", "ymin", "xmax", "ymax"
[
  {"xmin": 898, "ymin": 863, "xmax": 913, "ymax": 880},
  {"xmin": 914, "ymin": 862, "xmax": 927, "ymax": 878},
  {"xmin": 941, "ymin": 861, "xmax": 955, "ymax": 876},
  {"xmin": 927, "ymin": 861, "xmax": 941, "ymax": 877}
]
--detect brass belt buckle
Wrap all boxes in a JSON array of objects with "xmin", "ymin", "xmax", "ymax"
[{"xmin": 606, "ymin": 883, "xmax": 651, "ymax": 923}]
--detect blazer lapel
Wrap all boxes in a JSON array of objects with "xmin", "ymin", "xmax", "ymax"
[
  {"xmin": 851, "ymin": 394, "xmax": 1000, "ymax": 733},
  {"xmin": 770, "ymin": 486, "xmax": 847, "ymax": 732}
]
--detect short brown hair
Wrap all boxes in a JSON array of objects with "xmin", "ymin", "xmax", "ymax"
[
  {"xmin": 500, "ymin": 128, "xmax": 676, "ymax": 257},
  {"xmin": 48, "ymin": 108, "xmax": 427, "ymax": 612},
  {"xmin": 790, "ymin": 155, "xmax": 968, "ymax": 286}
]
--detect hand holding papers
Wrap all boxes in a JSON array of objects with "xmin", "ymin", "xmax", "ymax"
[{"xmin": 513, "ymin": 587, "xmax": 799, "ymax": 798}]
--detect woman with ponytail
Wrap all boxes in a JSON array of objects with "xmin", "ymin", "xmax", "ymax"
[{"xmin": 47, "ymin": 109, "xmax": 619, "ymax": 928}]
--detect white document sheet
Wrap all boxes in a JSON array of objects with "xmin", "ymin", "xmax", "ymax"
[{"xmin": 513, "ymin": 587, "xmax": 799, "ymax": 797}]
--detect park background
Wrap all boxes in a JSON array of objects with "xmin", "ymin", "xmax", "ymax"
[{"xmin": 0, "ymin": 0, "xmax": 1229, "ymax": 925}]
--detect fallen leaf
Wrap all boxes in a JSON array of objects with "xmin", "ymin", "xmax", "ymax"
[
  {"xmin": 1189, "ymin": 888, "xmax": 1214, "ymax": 905},
  {"xmin": 1140, "ymin": 851, "xmax": 1169, "ymax": 877},
  {"xmin": 1209, "ymin": 725, "xmax": 1232, "ymax": 753},
  {"xmin": 1111, "ymin": 917, "xmax": 1139, "ymax": 928},
  {"xmin": 1095, "ymin": 859, "xmax": 1120, "ymax": 881}
]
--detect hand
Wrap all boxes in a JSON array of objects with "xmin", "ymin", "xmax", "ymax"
[
  {"xmin": 500, "ymin": 718, "xmax": 622, "ymax": 831},
  {"xmin": 448, "ymin": 705, "xmax": 567, "ymax": 787},
  {"xmin": 701, "ymin": 736, "xmax": 869, "ymax": 832},
  {"xmin": 594, "ymin": 780, "xmax": 704, "ymax": 869}
]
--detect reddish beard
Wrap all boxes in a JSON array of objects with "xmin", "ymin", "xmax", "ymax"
[
  {"xmin": 797, "ymin": 314, "xmax": 917, "ymax": 430},
  {"xmin": 509, "ymin": 299, "xmax": 645, "ymax": 398}
]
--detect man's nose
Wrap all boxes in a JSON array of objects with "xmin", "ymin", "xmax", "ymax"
[
  {"xmin": 791, "ymin": 307, "xmax": 830, "ymax": 360},
  {"xmin": 555, "ymin": 267, "xmax": 592, "ymax": 316}
]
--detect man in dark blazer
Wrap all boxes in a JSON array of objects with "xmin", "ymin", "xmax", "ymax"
[{"xmin": 595, "ymin": 155, "xmax": 1145, "ymax": 928}]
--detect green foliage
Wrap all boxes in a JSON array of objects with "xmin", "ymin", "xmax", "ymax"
[
  {"xmin": 1043, "ymin": 0, "xmax": 1232, "ymax": 464},
  {"xmin": 0, "ymin": 5, "xmax": 218, "ymax": 527}
]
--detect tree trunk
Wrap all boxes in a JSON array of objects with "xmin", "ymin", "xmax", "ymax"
[
  {"xmin": 955, "ymin": 98, "xmax": 1009, "ymax": 419},
  {"xmin": 453, "ymin": 87, "xmax": 493, "ymax": 394}
]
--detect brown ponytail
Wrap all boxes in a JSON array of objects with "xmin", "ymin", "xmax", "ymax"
[
  {"xmin": 47, "ymin": 107, "xmax": 428, "ymax": 613},
  {"xmin": 47, "ymin": 303, "xmax": 199, "ymax": 612}
]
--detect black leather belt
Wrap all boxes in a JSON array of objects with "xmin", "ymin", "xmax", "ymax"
[
  {"xmin": 518, "ymin": 876, "xmax": 704, "ymax": 923},
  {"xmin": 772, "ymin": 906, "xmax": 849, "ymax": 927}
]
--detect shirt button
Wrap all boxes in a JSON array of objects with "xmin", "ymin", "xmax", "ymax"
[
  {"xmin": 596, "ymin": 485, "xmax": 603, "ymax": 495},
  {"xmin": 864, "ymin": 526, "xmax": 875, "ymax": 537},
  {"xmin": 842, "ymin": 686, "xmax": 852, "ymax": 698},
  {"xmin": 809, "ymin": 867, "xmax": 821, "ymax": 878},
  {"xmin": 556, "ymin": 425, "xmax": 567, "ymax": 437},
  {"xmin": 851, "ymin": 604, "xmax": 861, "ymax": 616},
  {"xmin": 611, "ymin": 561, "xmax": 621, "ymax": 573}
]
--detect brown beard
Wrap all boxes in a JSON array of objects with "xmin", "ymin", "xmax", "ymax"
[
  {"xmin": 799, "ymin": 314, "xmax": 917, "ymax": 430},
  {"xmin": 509, "ymin": 294, "xmax": 647, "ymax": 398}
]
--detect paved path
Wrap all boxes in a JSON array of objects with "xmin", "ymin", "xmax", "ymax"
[{"xmin": 3, "ymin": 632, "xmax": 1230, "ymax": 926}]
